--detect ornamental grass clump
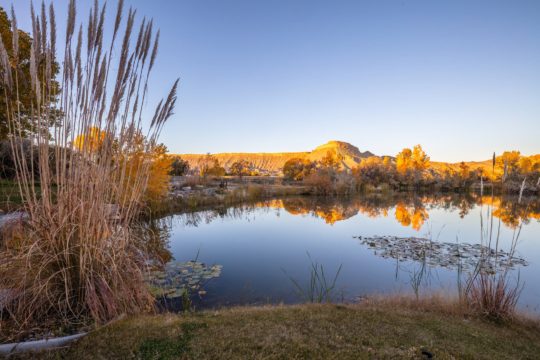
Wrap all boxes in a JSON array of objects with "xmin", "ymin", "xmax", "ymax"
[
  {"xmin": 464, "ymin": 162, "xmax": 525, "ymax": 320},
  {"xmin": 0, "ymin": 0, "xmax": 178, "ymax": 335}
]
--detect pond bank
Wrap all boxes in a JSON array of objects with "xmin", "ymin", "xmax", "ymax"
[{"xmin": 18, "ymin": 299, "xmax": 540, "ymax": 359}]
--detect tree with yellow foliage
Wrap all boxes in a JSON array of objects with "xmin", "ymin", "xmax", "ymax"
[
  {"xmin": 382, "ymin": 156, "xmax": 392, "ymax": 168},
  {"xmin": 352, "ymin": 156, "xmax": 394, "ymax": 187},
  {"xmin": 518, "ymin": 157, "xmax": 533, "ymax": 174},
  {"xmin": 396, "ymin": 145, "xmax": 430, "ymax": 177},
  {"xmin": 459, "ymin": 162, "xmax": 470, "ymax": 179},
  {"xmin": 320, "ymin": 150, "xmax": 341, "ymax": 170},
  {"xmin": 412, "ymin": 145, "xmax": 430, "ymax": 171},
  {"xmin": 145, "ymin": 144, "xmax": 173, "ymax": 205},
  {"xmin": 396, "ymin": 148, "xmax": 412, "ymax": 174},
  {"xmin": 118, "ymin": 133, "xmax": 172, "ymax": 208},
  {"xmin": 230, "ymin": 160, "xmax": 253, "ymax": 179},
  {"xmin": 199, "ymin": 154, "xmax": 226, "ymax": 178},
  {"xmin": 73, "ymin": 126, "xmax": 106, "ymax": 153},
  {"xmin": 283, "ymin": 158, "xmax": 315, "ymax": 181},
  {"xmin": 495, "ymin": 151, "xmax": 521, "ymax": 179}
]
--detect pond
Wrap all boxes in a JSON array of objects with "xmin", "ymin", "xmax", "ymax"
[{"xmin": 149, "ymin": 193, "xmax": 540, "ymax": 312}]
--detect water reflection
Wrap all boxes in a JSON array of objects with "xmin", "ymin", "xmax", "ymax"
[
  {"xmin": 173, "ymin": 193, "xmax": 540, "ymax": 231},
  {"xmin": 135, "ymin": 218, "xmax": 173, "ymax": 265},
  {"xmin": 152, "ymin": 192, "xmax": 540, "ymax": 312}
]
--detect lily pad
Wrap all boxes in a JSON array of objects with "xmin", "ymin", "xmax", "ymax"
[
  {"xmin": 357, "ymin": 235, "xmax": 527, "ymax": 273},
  {"xmin": 145, "ymin": 261, "xmax": 222, "ymax": 300}
]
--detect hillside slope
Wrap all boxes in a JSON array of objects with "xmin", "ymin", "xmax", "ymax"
[
  {"xmin": 175, "ymin": 141, "xmax": 539, "ymax": 176},
  {"xmin": 176, "ymin": 141, "xmax": 374, "ymax": 174}
]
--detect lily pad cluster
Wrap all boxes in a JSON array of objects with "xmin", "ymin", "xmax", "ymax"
[
  {"xmin": 356, "ymin": 236, "xmax": 528, "ymax": 273},
  {"xmin": 145, "ymin": 261, "xmax": 222, "ymax": 299}
]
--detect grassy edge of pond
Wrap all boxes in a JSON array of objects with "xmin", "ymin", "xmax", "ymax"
[{"xmin": 21, "ymin": 298, "xmax": 540, "ymax": 359}]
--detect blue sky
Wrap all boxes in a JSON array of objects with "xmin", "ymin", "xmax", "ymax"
[{"xmin": 3, "ymin": 0, "xmax": 540, "ymax": 162}]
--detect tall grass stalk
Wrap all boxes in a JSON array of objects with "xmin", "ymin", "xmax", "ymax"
[
  {"xmin": 0, "ymin": 0, "xmax": 178, "ymax": 334},
  {"xmin": 283, "ymin": 253, "xmax": 343, "ymax": 303}
]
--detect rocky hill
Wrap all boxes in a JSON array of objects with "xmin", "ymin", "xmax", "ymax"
[
  {"xmin": 175, "ymin": 140, "xmax": 375, "ymax": 175},
  {"xmin": 174, "ymin": 141, "xmax": 539, "ymax": 176}
]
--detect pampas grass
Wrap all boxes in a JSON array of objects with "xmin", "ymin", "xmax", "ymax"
[{"xmin": 0, "ymin": 0, "xmax": 178, "ymax": 336}]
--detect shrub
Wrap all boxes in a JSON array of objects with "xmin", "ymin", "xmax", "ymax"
[
  {"xmin": 304, "ymin": 170, "xmax": 334, "ymax": 195},
  {"xmin": 169, "ymin": 156, "xmax": 190, "ymax": 176},
  {"xmin": 283, "ymin": 158, "xmax": 315, "ymax": 181}
]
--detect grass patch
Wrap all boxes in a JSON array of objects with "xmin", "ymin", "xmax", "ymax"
[
  {"xmin": 0, "ymin": 180, "xmax": 29, "ymax": 211},
  {"xmin": 17, "ymin": 301, "xmax": 540, "ymax": 359},
  {"xmin": 137, "ymin": 322, "xmax": 207, "ymax": 359}
]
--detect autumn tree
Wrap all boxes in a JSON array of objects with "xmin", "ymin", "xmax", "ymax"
[
  {"xmin": 229, "ymin": 160, "xmax": 252, "ymax": 179},
  {"xmin": 145, "ymin": 144, "xmax": 173, "ymax": 205},
  {"xmin": 396, "ymin": 148, "xmax": 412, "ymax": 174},
  {"xmin": 73, "ymin": 126, "xmax": 106, "ymax": 153},
  {"xmin": 459, "ymin": 162, "xmax": 470, "ymax": 179},
  {"xmin": 283, "ymin": 158, "xmax": 315, "ymax": 181},
  {"xmin": 320, "ymin": 150, "xmax": 341, "ymax": 170},
  {"xmin": 412, "ymin": 145, "xmax": 430, "ymax": 171},
  {"xmin": 518, "ymin": 157, "xmax": 533, "ymax": 174},
  {"xmin": 120, "ymin": 134, "xmax": 172, "ymax": 206},
  {"xmin": 495, "ymin": 151, "xmax": 521, "ymax": 179},
  {"xmin": 0, "ymin": 7, "xmax": 60, "ymax": 140},
  {"xmin": 199, "ymin": 154, "xmax": 225, "ymax": 178},
  {"xmin": 169, "ymin": 156, "xmax": 189, "ymax": 176},
  {"xmin": 352, "ymin": 156, "xmax": 392, "ymax": 187},
  {"xmin": 382, "ymin": 156, "xmax": 392, "ymax": 168},
  {"xmin": 396, "ymin": 145, "xmax": 430, "ymax": 177}
]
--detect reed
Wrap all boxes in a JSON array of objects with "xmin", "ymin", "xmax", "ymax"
[
  {"xmin": 0, "ymin": 0, "xmax": 178, "ymax": 336},
  {"xmin": 463, "ymin": 157, "xmax": 524, "ymax": 319},
  {"xmin": 283, "ymin": 253, "xmax": 343, "ymax": 303}
]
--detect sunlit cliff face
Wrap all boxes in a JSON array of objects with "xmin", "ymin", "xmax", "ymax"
[{"xmin": 252, "ymin": 194, "xmax": 540, "ymax": 231}]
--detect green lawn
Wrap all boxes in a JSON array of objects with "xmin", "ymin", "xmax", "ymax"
[{"xmin": 20, "ymin": 302, "xmax": 540, "ymax": 359}]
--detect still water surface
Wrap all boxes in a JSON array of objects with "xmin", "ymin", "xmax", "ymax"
[{"xmin": 156, "ymin": 194, "xmax": 540, "ymax": 312}]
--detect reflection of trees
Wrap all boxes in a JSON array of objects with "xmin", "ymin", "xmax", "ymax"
[
  {"xmin": 394, "ymin": 203, "xmax": 429, "ymax": 231},
  {"xmin": 135, "ymin": 218, "xmax": 173, "ymax": 265},
  {"xmin": 478, "ymin": 195, "xmax": 540, "ymax": 228},
  {"xmin": 170, "ymin": 192, "xmax": 540, "ymax": 229},
  {"xmin": 281, "ymin": 197, "xmax": 359, "ymax": 225}
]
